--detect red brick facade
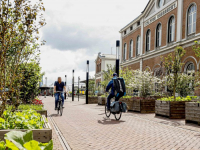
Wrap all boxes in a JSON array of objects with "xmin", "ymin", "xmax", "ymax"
[{"xmin": 120, "ymin": 0, "xmax": 200, "ymax": 95}]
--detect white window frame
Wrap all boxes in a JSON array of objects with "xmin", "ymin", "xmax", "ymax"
[
  {"xmin": 187, "ymin": 4, "xmax": 197, "ymax": 35},
  {"xmin": 168, "ymin": 16, "xmax": 175, "ymax": 42},
  {"xmin": 124, "ymin": 43, "xmax": 127, "ymax": 61},
  {"xmin": 156, "ymin": 24, "xmax": 162, "ymax": 47},
  {"xmin": 136, "ymin": 36, "xmax": 140, "ymax": 56},
  {"xmin": 146, "ymin": 29, "xmax": 151, "ymax": 52},
  {"xmin": 129, "ymin": 40, "xmax": 133, "ymax": 58}
]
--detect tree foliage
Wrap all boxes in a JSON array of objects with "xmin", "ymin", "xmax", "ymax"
[
  {"xmin": 19, "ymin": 62, "xmax": 44, "ymax": 103},
  {"xmin": 164, "ymin": 46, "xmax": 186, "ymax": 100},
  {"xmin": 0, "ymin": 0, "xmax": 46, "ymax": 116}
]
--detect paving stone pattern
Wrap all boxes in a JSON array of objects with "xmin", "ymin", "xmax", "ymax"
[{"xmin": 42, "ymin": 96, "xmax": 200, "ymax": 150}]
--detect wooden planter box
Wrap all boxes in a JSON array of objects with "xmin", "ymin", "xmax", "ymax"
[
  {"xmin": 155, "ymin": 100, "xmax": 187, "ymax": 119},
  {"xmin": 120, "ymin": 98, "xmax": 133, "ymax": 111},
  {"xmin": 185, "ymin": 102, "xmax": 200, "ymax": 125},
  {"xmin": 0, "ymin": 116, "xmax": 52, "ymax": 143},
  {"xmin": 98, "ymin": 96, "xmax": 106, "ymax": 105},
  {"xmin": 132, "ymin": 98, "xmax": 155, "ymax": 113},
  {"xmin": 88, "ymin": 96, "xmax": 98, "ymax": 104}
]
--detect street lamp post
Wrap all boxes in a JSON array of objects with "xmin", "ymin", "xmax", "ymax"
[
  {"xmin": 65, "ymin": 75, "xmax": 67, "ymax": 100},
  {"xmin": 72, "ymin": 70, "xmax": 74, "ymax": 101},
  {"xmin": 86, "ymin": 60, "xmax": 89, "ymax": 104},
  {"xmin": 78, "ymin": 76, "xmax": 80, "ymax": 101},
  {"xmin": 116, "ymin": 40, "xmax": 120, "ymax": 77}
]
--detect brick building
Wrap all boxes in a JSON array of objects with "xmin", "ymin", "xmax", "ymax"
[
  {"xmin": 120, "ymin": 0, "xmax": 200, "ymax": 95},
  {"xmin": 95, "ymin": 53, "xmax": 116, "ymax": 86}
]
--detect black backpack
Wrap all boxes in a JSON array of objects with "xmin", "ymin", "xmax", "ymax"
[{"xmin": 113, "ymin": 78, "xmax": 126, "ymax": 96}]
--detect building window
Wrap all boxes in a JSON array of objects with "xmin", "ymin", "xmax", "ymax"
[
  {"xmin": 136, "ymin": 36, "xmax": 140, "ymax": 56},
  {"xmin": 146, "ymin": 29, "xmax": 151, "ymax": 52},
  {"xmin": 185, "ymin": 62, "xmax": 195, "ymax": 74},
  {"xmin": 158, "ymin": 0, "xmax": 164, "ymax": 8},
  {"xmin": 168, "ymin": 16, "xmax": 175, "ymax": 43},
  {"xmin": 188, "ymin": 4, "xmax": 197, "ymax": 35},
  {"xmin": 137, "ymin": 21, "xmax": 140, "ymax": 26},
  {"xmin": 130, "ymin": 26, "xmax": 133, "ymax": 31},
  {"xmin": 156, "ymin": 23, "xmax": 162, "ymax": 47},
  {"xmin": 124, "ymin": 30, "xmax": 126, "ymax": 35},
  {"xmin": 124, "ymin": 43, "xmax": 127, "ymax": 61},
  {"xmin": 129, "ymin": 40, "xmax": 133, "ymax": 58}
]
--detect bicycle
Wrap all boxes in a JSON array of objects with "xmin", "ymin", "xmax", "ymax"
[
  {"xmin": 105, "ymin": 98, "xmax": 123, "ymax": 121},
  {"xmin": 55, "ymin": 91, "xmax": 63, "ymax": 116}
]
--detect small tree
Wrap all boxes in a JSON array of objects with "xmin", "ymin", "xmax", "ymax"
[
  {"xmin": 88, "ymin": 79, "xmax": 95, "ymax": 96},
  {"xmin": 101, "ymin": 65, "xmax": 115, "ymax": 90},
  {"xmin": 120, "ymin": 68, "xmax": 134, "ymax": 95},
  {"xmin": 0, "ymin": 0, "xmax": 46, "ymax": 116},
  {"xmin": 164, "ymin": 46, "xmax": 186, "ymax": 100},
  {"xmin": 130, "ymin": 70, "xmax": 164, "ymax": 97},
  {"xmin": 166, "ymin": 72, "xmax": 200, "ymax": 97},
  {"xmin": 19, "ymin": 62, "xmax": 44, "ymax": 103}
]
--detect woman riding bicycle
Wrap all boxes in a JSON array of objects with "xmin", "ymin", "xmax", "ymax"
[{"xmin": 54, "ymin": 77, "xmax": 67, "ymax": 110}]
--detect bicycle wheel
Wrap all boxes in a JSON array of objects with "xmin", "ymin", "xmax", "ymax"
[
  {"xmin": 114, "ymin": 111, "xmax": 122, "ymax": 120},
  {"xmin": 114, "ymin": 103, "xmax": 122, "ymax": 120},
  {"xmin": 105, "ymin": 103, "xmax": 111, "ymax": 118},
  {"xmin": 59, "ymin": 101, "xmax": 63, "ymax": 116}
]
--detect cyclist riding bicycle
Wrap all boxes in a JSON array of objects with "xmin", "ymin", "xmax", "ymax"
[
  {"xmin": 106, "ymin": 73, "xmax": 126, "ymax": 111},
  {"xmin": 54, "ymin": 77, "xmax": 67, "ymax": 110}
]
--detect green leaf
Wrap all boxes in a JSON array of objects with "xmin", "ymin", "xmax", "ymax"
[
  {"xmin": 0, "ymin": 141, "xmax": 6, "ymax": 150},
  {"xmin": 5, "ymin": 130, "xmax": 33, "ymax": 150},
  {"xmin": 6, "ymin": 140, "xmax": 19, "ymax": 150},
  {"xmin": 24, "ymin": 140, "xmax": 41, "ymax": 150}
]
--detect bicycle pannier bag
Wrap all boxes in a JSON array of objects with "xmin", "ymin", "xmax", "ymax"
[
  {"xmin": 110, "ymin": 101, "xmax": 120, "ymax": 113},
  {"xmin": 113, "ymin": 78, "xmax": 126, "ymax": 96},
  {"xmin": 121, "ymin": 102, "xmax": 127, "ymax": 112}
]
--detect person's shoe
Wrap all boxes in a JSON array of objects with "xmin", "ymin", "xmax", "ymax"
[
  {"xmin": 107, "ymin": 108, "xmax": 110, "ymax": 111},
  {"xmin": 62, "ymin": 106, "xmax": 65, "ymax": 108}
]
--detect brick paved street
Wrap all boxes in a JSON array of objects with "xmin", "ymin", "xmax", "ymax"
[{"xmin": 43, "ymin": 96, "xmax": 200, "ymax": 150}]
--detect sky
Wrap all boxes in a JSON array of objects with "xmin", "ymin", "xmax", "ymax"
[{"xmin": 39, "ymin": 0, "xmax": 149, "ymax": 87}]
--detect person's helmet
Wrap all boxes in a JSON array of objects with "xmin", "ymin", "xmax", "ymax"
[{"xmin": 113, "ymin": 73, "xmax": 117, "ymax": 77}]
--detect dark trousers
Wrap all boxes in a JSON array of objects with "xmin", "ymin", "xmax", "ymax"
[
  {"xmin": 107, "ymin": 93, "xmax": 124, "ymax": 109},
  {"xmin": 55, "ymin": 93, "xmax": 64, "ymax": 108}
]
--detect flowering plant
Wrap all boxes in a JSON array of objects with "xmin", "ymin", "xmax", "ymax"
[
  {"xmin": 130, "ymin": 70, "xmax": 164, "ymax": 98},
  {"xmin": 32, "ymin": 98, "xmax": 43, "ymax": 105},
  {"xmin": 165, "ymin": 72, "xmax": 200, "ymax": 97}
]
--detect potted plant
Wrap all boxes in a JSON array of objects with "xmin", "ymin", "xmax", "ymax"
[
  {"xmin": 156, "ymin": 46, "xmax": 200, "ymax": 119},
  {"xmin": 131, "ymin": 70, "xmax": 164, "ymax": 113}
]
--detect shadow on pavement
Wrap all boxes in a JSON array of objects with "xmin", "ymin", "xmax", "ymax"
[
  {"xmin": 50, "ymin": 114, "xmax": 60, "ymax": 117},
  {"xmin": 98, "ymin": 118, "xmax": 125, "ymax": 125}
]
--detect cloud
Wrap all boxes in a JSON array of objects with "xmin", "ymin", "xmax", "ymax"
[
  {"xmin": 41, "ymin": 23, "xmax": 118, "ymax": 54},
  {"xmin": 40, "ymin": 45, "xmax": 96, "ymax": 86}
]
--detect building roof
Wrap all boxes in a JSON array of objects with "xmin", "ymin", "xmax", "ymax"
[{"xmin": 119, "ymin": 0, "xmax": 151, "ymax": 32}]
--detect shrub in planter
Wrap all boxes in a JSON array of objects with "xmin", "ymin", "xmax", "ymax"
[
  {"xmin": 155, "ymin": 96, "xmax": 196, "ymax": 119},
  {"xmin": 98, "ymin": 95, "xmax": 106, "ymax": 105},
  {"xmin": 0, "ymin": 130, "xmax": 53, "ymax": 150},
  {"xmin": 0, "ymin": 110, "xmax": 44, "ymax": 129},
  {"xmin": 88, "ymin": 95, "xmax": 98, "ymax": 104}
]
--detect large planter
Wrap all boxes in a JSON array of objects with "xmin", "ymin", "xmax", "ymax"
[
  {"xmin": 0, "ymin": 116, "xmax": 52, "ymax": 143},
  {"xmin": 185, "ymin": 102, "xmax": 200, "ymax": 125},
  {"xmin": 120, "ymin": 98, "xmax": 133, "ymax": 111},
  {"xmin": 132, "ymin": 97, "xmax": 156, "ymax": 113},
  {"xmin": 98, "ymin": 96, "xmax": 106, "ymax": 105},
  {"xmin": 155, "ymin": 100, "xmax": 187, "ymax": 119},
  {"xmin": 88, "ymin": 96, "xmax": 98, "ymax": 104}
]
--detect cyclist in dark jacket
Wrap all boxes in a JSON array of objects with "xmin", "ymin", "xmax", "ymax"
[{"xmin": 106, "ymin": 73, "xmax": 125, "ymax": 110}]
